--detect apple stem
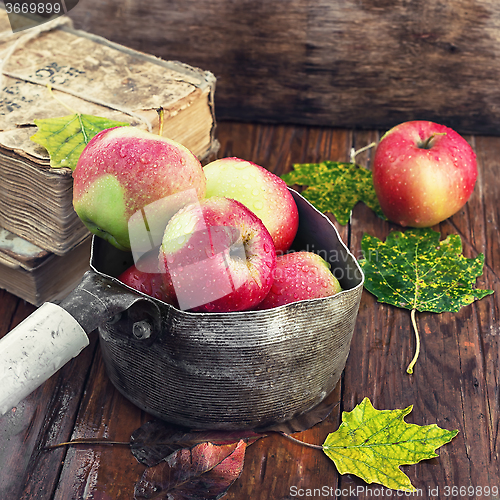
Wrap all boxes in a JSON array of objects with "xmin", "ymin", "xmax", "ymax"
[
  {"xmin": 419, "ymin": 132, "xmax": 447, "ymax": 149},
  {"xmin": 157, "ymin": 107, "xmax": 165, "ymax": 137},
  {"xmin": 406, "ymin": 308, "xmax": 420, "ymax": 375},
  {"xmin": 350, "ymin": 142, "xmax": 377, "ymax": 164}
]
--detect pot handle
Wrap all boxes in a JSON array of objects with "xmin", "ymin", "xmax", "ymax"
[
  {"xmin": 0, "ymin": 269, "xmax": 156, "ymax": 416},
  {"xmin": 0, "ymin": 302, "xmax": 89, "ymax": 416}
]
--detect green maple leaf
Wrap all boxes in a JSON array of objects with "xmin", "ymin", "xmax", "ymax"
[
  {"xmin": 281, "ymin": 160, "xmax": 384, "ymax": 225},
  {"xmin": 31, "ymin": 114, "xmax": 128, "ymax": 170},
  {"xmin": 358, "ymin": 228, "xmax": 494, "ymax": 373},
  {"xmin": 322, "ymin": 397, "xmax": 458, "ymax": 492}
]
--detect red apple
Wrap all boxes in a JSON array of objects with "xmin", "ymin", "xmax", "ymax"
[
  {"xmin": 203, "ymin": 157, "xmax": 299, "ymax": 254},
  {"xmin": 118, "ymin": 264, "xmax": 177, "ymax": 305},
  {"xmin": 372, "ymin": 121, "xmax": 477, "ymax": 227},
  {"xmin": 255, "ymin": 251, "xmax": 342, "ymax": 310},
  {"xmin": 117, "ymin": 249, "xmax": 177, "ymax": 305},
  {"xmin": 159, "ymin": 196, "xmax": 276, "ymax": 312},
  {"xmin": 73, "ymin": 127, "xmax": 206, "ymax": 251}
]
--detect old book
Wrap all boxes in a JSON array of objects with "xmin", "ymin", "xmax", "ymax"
[
  {"xmin": 0, "ymin": 8, "xmax": 218, "ymax": 255},
  {"xmin": 0, "ymin": 227, "xmax": 92, "ymax": 306}
]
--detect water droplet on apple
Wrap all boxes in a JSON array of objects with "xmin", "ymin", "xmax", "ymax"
[
  {"xmin": 254, "ymin": 201, "xmax": 264, "ymax": 210},
  {"xmin": 119, "ymin": 147, "xmax": 127, "ymax": 158},
  {"xmin": 252, "ymin": 188, "xmax": 260, "ymax": 196}
]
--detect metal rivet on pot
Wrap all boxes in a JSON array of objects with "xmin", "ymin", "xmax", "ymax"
[{"xmin": 132, "ymin": 320, "xmax": 152, "ymax": 340}]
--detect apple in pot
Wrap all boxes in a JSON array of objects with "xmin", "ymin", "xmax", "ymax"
[
  {"xmin": 117, "ymin": 248, "xmax": 177, "ymax": 306},
  {"xmin": 203, "ymin": 157, "xmax": 299, "ymax": 254},
  {"xmin": 73, "ymin": 127, "xmax": 206, "ymax": 251},
  {"xmin": 159, "ymin": 196, "xmax": 277, "ymax": 312},
  {"xmin": 372, "ymin": 121, "xmax": 477, "ymax": 227},
  {"xmin": 118, "ymin": 264, "xmax": 177, "ymax": 306},
  {"xmin": 256, "ymin": 251, "xmax": 342, "ymax": 310}
]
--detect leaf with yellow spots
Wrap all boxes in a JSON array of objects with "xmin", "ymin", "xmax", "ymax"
[
  {"xmin": 358, "ymin": 228, "xmax": 494, "ymax": 373},
  {"xmin": 281, "ymin": 160, "xmax": 385, "ymax": 225},
  {"xmin": 31, "ymin": 114, "xmax": 129, "ymax": 170},
  {"xmin": 322, "ymin": 397, "xmax": 458, "ymax": 492}
]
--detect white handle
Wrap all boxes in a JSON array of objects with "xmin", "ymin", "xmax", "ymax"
[{"xmin": 0, "ymin": 302, "xmax": 89, "ymax": 416}]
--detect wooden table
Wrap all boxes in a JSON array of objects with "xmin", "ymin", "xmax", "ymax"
[{"xmin": 1, "ymin": 121, "xmax": 499, "ymax": 499}]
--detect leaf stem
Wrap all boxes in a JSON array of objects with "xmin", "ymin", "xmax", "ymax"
[
  {"xmin": 46, "ymin": 84, "xmax": 78, "ymax": 115},
  {"xmin": 406, "ymin": 308, "xmax": 420, "ymax": 375},
  {"xmin": 350, "ymin": 142, "xmax": 377, "ymax": 164},
  {"xmin": 277, "ymin": 432, "xmax": 323, "ymax": 450},
  {"xmin": 44, "ymin": 439, "xmax": 130, "ymax": 450}
]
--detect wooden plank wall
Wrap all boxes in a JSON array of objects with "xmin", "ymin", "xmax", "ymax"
[{"xmin": 67, "ymin": 0, "xmax": 500, "ymax": 135}]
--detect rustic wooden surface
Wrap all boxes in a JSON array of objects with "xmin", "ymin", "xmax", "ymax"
[
  {"xmin": 67, "ymin": 0, "xmax": 500, "ymax": 135},
  {"xmin": 0, "ymin": 121, "xmax": 499, "ymax": 499}
]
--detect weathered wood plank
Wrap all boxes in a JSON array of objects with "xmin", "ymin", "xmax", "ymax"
[
  {"xmin": 0, "ymin": 289, "xmax": 20, "ymax": 337},
  {"xmin": 69, "ymin": 0, "xmax": 500, "ymax": 135},
  {"xmin": 0, "ymin": 298, "xmax": 99, "ymax": 500},
  {"xmin": 343, "ymin": 129, "xmax": 500, "ymax": 496}
]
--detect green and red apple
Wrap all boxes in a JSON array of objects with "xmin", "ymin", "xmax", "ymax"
[
  {"xmin": 372, "ymin": 121, "xmax": 477, "ymax": 227},
  {"xmin": 256, "ymin": 251, "xmax": 342, "ymax": 309},
  {"xmin": 203, "ymin": 157, "xmax": 299, "ymax": 254},
  {"xmin": 159, "ymin": 196, "xmax": 277, "ymax": 312},
  {"xmin": 73, "ymin": 126, "xmax": 206, "ymax": 251}
]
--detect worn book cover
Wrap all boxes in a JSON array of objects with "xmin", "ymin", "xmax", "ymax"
[
  {"xmin": 0, "ymin": 8, "xmax": 218, "ymax": 254},
  {"xmin": 0, "ymin": 227, "xmax": 92, "ymax": 306}
]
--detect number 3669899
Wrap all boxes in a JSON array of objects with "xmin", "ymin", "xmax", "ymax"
[{"xmin": 5, "ymin": 2, "xmax": 62, "ymax": 15}]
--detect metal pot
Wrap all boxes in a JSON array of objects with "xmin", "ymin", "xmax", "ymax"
[{"xmin": 0, "ymin": 190, "xmax": 363, "ymax": 430}]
